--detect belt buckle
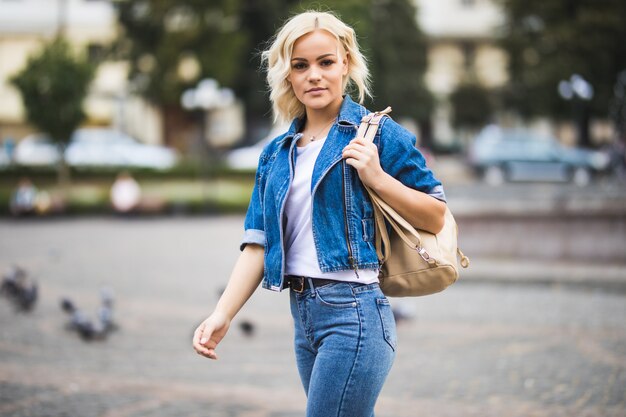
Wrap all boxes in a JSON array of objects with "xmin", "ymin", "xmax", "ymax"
[{"xmin": 290, "ymin": 276, "xmax": 305, "ymax": 293}]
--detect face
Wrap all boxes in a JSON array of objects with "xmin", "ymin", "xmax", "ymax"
[{"xmin": 287, "ymin": 30, "xmax": 349, "ymax": 114}]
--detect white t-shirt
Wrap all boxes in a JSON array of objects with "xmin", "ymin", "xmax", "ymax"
[{"xmin": 284, "ymin": 138, "xmax": 379, "ymax": 284}]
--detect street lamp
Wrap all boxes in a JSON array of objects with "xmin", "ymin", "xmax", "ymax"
[
  {"xmin": 181, "ymin": 78, "xmax": 235, "ymax": 145},
  {"xmin": 181, "ymin": 78, "xmax": 234, "ymax": 113},
  {"xmin": 180, "ymin": 78, "xmax": 235, "ymax": 212}
]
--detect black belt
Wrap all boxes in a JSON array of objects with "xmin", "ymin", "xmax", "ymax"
[{"xmin": 284, "ymin": 276, "xmax": 337, "ymax": 293}]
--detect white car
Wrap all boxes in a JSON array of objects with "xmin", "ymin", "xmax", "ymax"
[
  {"xmin": 13, "ymin": 129, "xmax": 179, "ymax": 170},
  {"xmin": 13, "ymin": 134, "xmax": 62, "ymax": 166},
  {"xmin": 225, "ymin": 124, "xmax": 289, "ymax": 170},
  {"xmin": 66, "ymin": 128, "xmax": 179, "ymax": 170}
]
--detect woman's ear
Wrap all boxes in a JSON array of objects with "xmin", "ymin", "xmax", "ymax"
[{"xmin": 342, "ymin": 52, "xmax": 350, "ymax": 76}]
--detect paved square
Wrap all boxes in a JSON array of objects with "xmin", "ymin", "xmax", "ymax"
[{"xmin": 1, "ymin": 217, "xmax": 625, "ymax": 416}]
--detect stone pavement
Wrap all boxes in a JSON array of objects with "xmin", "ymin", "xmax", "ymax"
[{"xmin": 1, "ymin": 217, "xmax": 625, "ymax": 417}]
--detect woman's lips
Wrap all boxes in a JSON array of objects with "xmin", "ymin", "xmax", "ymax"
[{"xmin": 306, "ymin": 88, "xmax": 326, "ymax": 94}]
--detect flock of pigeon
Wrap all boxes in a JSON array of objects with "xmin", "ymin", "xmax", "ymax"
[
  {"xmin": 0, "ymin": 265, "xmax": 117, "ymax": 341},
  {"xmin": 1, "ymin": 267, "xmax": 260, "ymax": 343},
  {"xmin": 2, "ymin": 267, "xmax": 411, "ymax": 344}
]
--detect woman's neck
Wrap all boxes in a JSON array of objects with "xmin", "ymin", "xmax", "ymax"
[{"xmin": 304, "ymin": 98, "xmax": 343, "ymax": 129}]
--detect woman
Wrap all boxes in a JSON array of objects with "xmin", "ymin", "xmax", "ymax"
[{"xmin": 193, "ymin": 11, "xmax": 447, "ymax": 416}]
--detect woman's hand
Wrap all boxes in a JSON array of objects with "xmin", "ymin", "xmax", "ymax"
[
  {"xmin": 343, "ymin": 137, "xmax": 446, "ymax": 234},
  {"xmin": 191, "ymin": 245, "xmax": 264, "ymax": 361},
  {"xmin": 342, "ymin": 138, "xmax": 385, "ymax": 189},
  {"xmin": 192, "ymin": 310, "xmax": 231, "ymax": 360}
]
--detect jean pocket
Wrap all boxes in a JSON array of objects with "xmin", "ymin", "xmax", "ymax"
[
  {"xmin": 376, "ymin": 298, "xmax": 397, "ymax": 351},
  {"xmin": 315, "ymin": 283, "xmax": 358, "ymax": 309}
]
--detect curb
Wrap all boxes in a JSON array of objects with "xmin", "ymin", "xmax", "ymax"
[{"xmin": 458, "ymin": 257, "xmax": 626, "ymax": 292}]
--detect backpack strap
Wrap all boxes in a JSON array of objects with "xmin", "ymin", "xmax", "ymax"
[{"xmin": 355, "ymin": 106, "xmax": 392, "ymax": 144}]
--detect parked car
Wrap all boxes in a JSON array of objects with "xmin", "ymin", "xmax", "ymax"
[
  {"xmin": 13, "ymin": 134, "xmax": 62, "ymax": 166},
  {"xmin": 468, "ymin": 125, "xmax": 610, "ymax": 186},
  {"xmin": 225, "ymin": 124, "xmax": 289, "ymax": 170},
  {"xmin": 66, "ymin": 128, "xmax": 179, "ymax": 170},
  {"xmin": 12, "ymin": 129, "xmax": 179, "ymax": 170}
]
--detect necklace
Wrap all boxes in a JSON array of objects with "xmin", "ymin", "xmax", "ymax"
[{"xmin": 305, "ymin": 117, "xmax": 335, "ymax": 142}]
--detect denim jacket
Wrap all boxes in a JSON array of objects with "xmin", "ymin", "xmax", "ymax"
[{"xmin": 241, "ymin": 95, "xmax": 445, "ymax": 292}]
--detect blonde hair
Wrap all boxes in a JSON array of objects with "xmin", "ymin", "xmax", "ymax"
[{"xmin": 261, "ymin": 11, "xmax": 371, "ymax": 124}]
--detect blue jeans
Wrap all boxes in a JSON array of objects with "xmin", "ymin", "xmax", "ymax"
[{"xmin": 289, "ymin": 280, "xmax": 397, "ymax": 417}]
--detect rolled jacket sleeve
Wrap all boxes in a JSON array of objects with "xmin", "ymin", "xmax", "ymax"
[{"xmin": 240, "ymin": 153, "xmax": 268, "ymax": 251}]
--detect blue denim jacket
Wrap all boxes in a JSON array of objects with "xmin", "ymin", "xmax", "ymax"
[{"xmin": 241, "ymin": 95, "xmax": 445, "ymax": 292}]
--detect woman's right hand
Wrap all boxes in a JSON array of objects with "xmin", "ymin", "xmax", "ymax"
[{"xmin": 192, "ymin": 311, "xmax": 231, "ymax": 360}]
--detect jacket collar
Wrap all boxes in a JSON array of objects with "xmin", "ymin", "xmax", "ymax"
[
  {"xmin": 337, "ymin": 94, "xmax": 368, "ymax": 127},
  {"xmin": 283, "ymin": 95, "xmax": 367, "ymax": 140}
]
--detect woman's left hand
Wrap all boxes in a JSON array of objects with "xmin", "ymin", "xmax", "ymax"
[{"xmin": 342, "ymin": 138, "xmax": 385, "ymax": 188}]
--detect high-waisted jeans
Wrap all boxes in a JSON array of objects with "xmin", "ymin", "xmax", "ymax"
[{"xmin": 289, "ymin": 280, "xmax": 397, "ymax": 417}]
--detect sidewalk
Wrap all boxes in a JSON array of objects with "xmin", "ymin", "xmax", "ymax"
[{"xmin": 461, "ymin": 257, "xmax": 626, "ymax": 291}]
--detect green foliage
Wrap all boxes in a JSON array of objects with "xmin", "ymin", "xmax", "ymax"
[
  {"xmin": 293, "ymin": 0, "xmax": 433, "ymax": 123},
  {"xmin": 497, "ymin": 0, "xmax": 626, "ymax": 120},
  {"xmin": 366, "ymin": 0, "xmax": 433, "ymax": 123},
  {"xmin": 10, "ymin": 38, "xmax": 95, "ymax": 145},
  {"xmin": 114, "ymin": 0, "xmax": 432, "ymax": 121},
  {"xmin": 450, "ymin": 83, "xmax": 493, "ymax": 129},
  {"xmin": 114, "ymin": 0, "xmax": 249, "ymax": 106},
  {"xmin": 230, "ymin": 0, "xmax": 311, "ymax": 129}
]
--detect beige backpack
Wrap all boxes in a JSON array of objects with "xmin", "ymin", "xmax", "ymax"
[{"xmin": 356, "ymin": 108, "xmax": 469, "ymax": 297}]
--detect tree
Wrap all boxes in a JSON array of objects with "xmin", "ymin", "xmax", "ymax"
[
  {"xmin": 113, "ymin": 0, "xmax": 250, "ymax": 148},
  {"xmin": 113, "ymin": 0, "xmax": 433, "ymax": 146},
  {"xmin": 11, "ymin": 38, "xmax": 94, "ymax": 185},
  {"xmin": 450, "ymin": 83, "xmax": 493, "ymax": 130},
  {"xmin": 234, "ymin": 0, "xmax": 302, "ymax": 141},
  {"xmin": 498, "ymin": 0, "xmax": 626, "ymax": 146},
  {"xmin": 293, "ymin": 0, "xmax": 434, "ymax": 145},
  {"xmin": 367, "ymin": 0, "xmax": 434, "ymax": 144}
]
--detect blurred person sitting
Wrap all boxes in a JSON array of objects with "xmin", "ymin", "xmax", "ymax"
[
  {"xmin": 10, "ymin": 177, "xmax": 38, "ymax": 216},
  {"xmin": 110, "ymin": 171, "xmax": 141, "ymax": 214}
]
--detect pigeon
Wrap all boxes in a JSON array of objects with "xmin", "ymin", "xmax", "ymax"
[
  {"xmin": 0, "ymin": 266, "xmax": 38, "ymax": 311},
  {"xmin": 60, "ymin": 288, "xmax": 117, "ymax": 341},
  {"xmin": 239, "ymin": 320, "xmax": 255, "ymax": 337},
  {"xmin": 60, "ymin": 298, "xmax": 97, "ymax": 340}
]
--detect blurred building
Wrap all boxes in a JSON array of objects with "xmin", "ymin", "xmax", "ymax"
[
  {"xmin": 0, "ymin": 0, "xmax": 162, "ymax": 145},
  {"xmin": 415, "ymin": 0, "xmax": 508, "ymax": 146}
]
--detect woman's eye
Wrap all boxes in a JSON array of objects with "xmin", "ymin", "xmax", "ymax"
[
  {"xmin": 292, "ymin": 62, "xmax": 307, "ymax": 70},
  {"xmin": 321, "ymin": 59, "xmax": 335, "ymax": 67}
]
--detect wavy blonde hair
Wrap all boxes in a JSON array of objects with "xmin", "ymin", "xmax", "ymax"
[{"xmin": 261, "ymin": 11, "xmax": 371, "ymax": 124}]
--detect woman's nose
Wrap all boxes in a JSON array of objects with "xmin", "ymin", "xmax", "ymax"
[{"xmin": 308, "ymin": 66, "xmax": 321, "ymax": 82}]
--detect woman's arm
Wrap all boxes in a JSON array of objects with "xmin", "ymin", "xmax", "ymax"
[
  {"xmin": 343, "ymin": 137, "xmax": 446, "ymax": 234},
  {"xmin": 367, "ymin": 170, "xmax": 446, "ymax": 234},
  {"xmin": 192, "ymin": 244, "xmax": 264, "ymax": 360}
]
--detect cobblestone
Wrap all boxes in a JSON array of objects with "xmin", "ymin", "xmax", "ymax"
[{"xmin": 1, "ymin": 217, "xmax": 625, "ymax": 417}]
